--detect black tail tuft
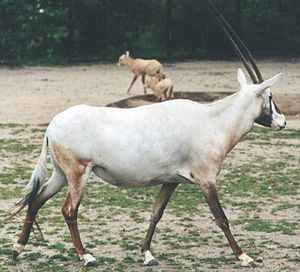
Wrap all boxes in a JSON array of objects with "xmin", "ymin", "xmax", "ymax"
[{"xmin": 3, "ymin": 177, "xmax": 41, "ymax": 222}]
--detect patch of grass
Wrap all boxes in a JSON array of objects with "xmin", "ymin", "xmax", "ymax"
[
  {"xmin": 245, "ymin": 219, "xmax": 274, "ymax": 232},
  {"xmin": 26, "ymin": 252, "xmax": 43, "ymax": 261},
  {"xmin": 208, "ymin": 71, "xmax": 226, "ymax": 76},
  {"xmin": 169, "ymin": 184, "xmax": 205, "ymax": 216},
  {"xmin": 120, "ymin": 240, "xmax": 139, "ymax": 251},
  {"xmin": 0, "ymin": 123, "xmax": 23, "ymax": 128},
  {"xmin": 0, "ymin": 173, "xmax": 14, "ymax": 185},
  {"xmin": 222, "ymin": 161, "xmax": 299, "ymax": 197},
  {"xmin": 247, "ymin": 127, "xmax": 300, "ymax": 139},
  {"xmin": 97, "ymin": 256, "xmax": 117, "ymax": 264},
  {"xmin": 0, "ymin": 246, "xmax": 12, "ymax": 256},
  {"xmin": 129, "ymin": 210, "xmax": 145, "ymax": 223},
  {"xmin": 272, "ymin": 202, "xmax": 300, "ymax": 213},
  {"xmin": 31, "ymin": 261, "xmax": 70, "ymax": 271},
  {"xmin": 290, "ymin": 256, "xmax": 300, "ymax": 263},
  {"xmin": 122, "ymin": 255, "xmax": 136, "ymax": 264},
  {"xmin": 37, "ymin": 123, "xmax": 49, "ymax": 127},
  {"xmin": 49, "ymin": 254, "xmax": 69, "ymax": 261},
  {"xmin": 245, "ymin": 219, "xmax": 298, "ymax": 235},
  {"xmin": 30, "ymin": 128, "xmax": 46, "ymax": 133},
  {"xmin": 0, "ymin": 186, "xmax": 22, "ymax": 199},
  {"xmin": 0, "ymin": 139, "xmax": 37, "ymax": 153},
  {"xmin": 47, "ymin": 243, "xmax": 67, "ymax": 253},
  {"xmin": 84, "ymin": 183, "xmax": 155, "ymax": 210}
]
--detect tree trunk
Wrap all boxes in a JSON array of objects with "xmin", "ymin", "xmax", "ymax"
[
  {"xmin": 68, "ymin": 0, "xmax": 75, "ymax": 59},
  {"xmin": 166, "ymin": 0, "xmax": 173, "ymax": 59}
]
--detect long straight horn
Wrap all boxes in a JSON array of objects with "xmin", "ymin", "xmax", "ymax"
[
  {"xmin": 206, "ymin": 0, "xmax": 263, "ymax": 83},
  {"xmin": 207, "ymin": 3, "xmax": 258, "ymax": 84}
]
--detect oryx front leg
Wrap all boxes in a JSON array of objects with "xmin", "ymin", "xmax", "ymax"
[
  {"xmin": 200, "ymin": 181, "xmax": 255, "ymax": 268},
  {"xmin": 141, "ymin": 183, "xmax": 178, "ymax": 266},
  {"xmin": 61, "ymin": 162, "xmax": 96, "ymax": 267}
]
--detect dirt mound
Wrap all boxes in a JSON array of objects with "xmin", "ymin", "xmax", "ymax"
[
  {"xmin": 107, "ymin": 91, "xmax": 300, "ymax": 116},
  {"xmin": 275, "ymin": 93, "xmax": 300, "ymax": 116}
]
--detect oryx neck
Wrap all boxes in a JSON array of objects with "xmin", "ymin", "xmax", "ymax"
[{"xmin": 208, "ymin": 91, "xmax": 261, "ymax": 153}]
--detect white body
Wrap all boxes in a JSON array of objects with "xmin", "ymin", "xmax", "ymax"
[{"xmin": 48, "ymin": 100, "xmax": 218, "ymax": 187}]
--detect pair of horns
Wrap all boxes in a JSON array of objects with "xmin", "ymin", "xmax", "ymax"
[{"xmin": 206, "ymin": 0, "xmax": 264, "ymax": 84}]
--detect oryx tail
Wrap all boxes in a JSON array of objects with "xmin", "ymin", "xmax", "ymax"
[{"xmin": 4, "ymin": 136, "xmax": 48, "ymax": 220}]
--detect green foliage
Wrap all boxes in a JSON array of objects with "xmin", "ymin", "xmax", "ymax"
[{"xmin": 0, "ymin": 0, "xmax": 299, "ymax": 65}]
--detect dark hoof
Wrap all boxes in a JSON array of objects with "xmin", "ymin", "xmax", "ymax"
[
  {"xmin": 249, "ymin": 261, "xmax": 256, "ymax": 268},
  {"xmin": 144, "ymin": 259, "xmax": 159, "ymax": 266},
  {"xmin": 85, "ymin": 259, "xmax": 97, "ymax": 267},
  {"xmin": 12, "ymin": 250, "xmax": 19, "ymax": 260}
]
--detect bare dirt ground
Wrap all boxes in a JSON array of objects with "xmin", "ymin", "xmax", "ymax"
[
  {"xmin": 0, "ymin": 60, "xmax": 299, "ymax": 272},
  {"xmin": 0, "ymin": 60, "xmax": 299, "ymax": 125}
]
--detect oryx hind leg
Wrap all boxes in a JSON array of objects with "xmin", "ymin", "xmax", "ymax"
[
  {"xmin": 13, "ymin": 169, "xmax": 67, "ymax": 259},
  {"xmin": 141, "ymin": 183, "xmax": 178, "ymax": 266},
  {"xmin": 61, "ymin": 161, "xmax": 95, "ymax": 267}
]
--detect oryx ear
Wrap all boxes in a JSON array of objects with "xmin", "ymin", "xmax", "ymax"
[
  {"xmin": 125, "ymin": 51, "xmax": 129, "ymax": 57},
  {"xmin": 237, "ymin": 68, "xmax": 247, "ymax": 88},
  {"xmin": 254, "ymin": 73, "xmax": 282, "ymax": 95}
]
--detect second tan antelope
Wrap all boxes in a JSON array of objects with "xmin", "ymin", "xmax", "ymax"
[
  {"xmin": 145, "ymin": 73, "xmax": 174, "ymax": 101},
  {"xmin": 117, "ymin": 51, "xmax": 162, "ymax": 94}
]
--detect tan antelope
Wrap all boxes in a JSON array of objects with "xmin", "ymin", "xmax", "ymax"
[
  {"xmin": 145, "ymin": 73, "xmax": 174, "ymax": 101},
  {"xmin": 6, "ymin": 2, "xmax": 286, "ymax": 269},
  {"xmin": 117, "ymin": 51, "xmax": 162, "ymax": 94}
]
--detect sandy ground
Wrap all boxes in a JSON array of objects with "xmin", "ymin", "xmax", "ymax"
[{"xmin": 0, "ymin": 60, "xmax": 299, "ymax": 125}]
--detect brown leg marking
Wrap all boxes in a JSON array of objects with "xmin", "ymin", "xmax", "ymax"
[
  {"xmin": 16, "ymin": 211, "xmax": 35, "ymax": 249},
  {"xmin": 52, "ymin": 142, "xmax": 92, "ymax": 259},
  {"xmin": 202, "ymin": 183, "xmax": 243, "ymax": 259},
  {"xmin": 127, "ymin": 75, "xmax": 138, "ymax": 94},
  {"xmin": 141, "ymin": 183, "xmax": 178, "ymax": 254},
  {"xmin": 62, "ymin": 190, "xmax": 86, "ymax": 256}
]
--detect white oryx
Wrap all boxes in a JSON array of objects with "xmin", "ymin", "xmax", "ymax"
[{"xmin": 7, "ymin": 68, "xmax": 285, "ymax": 267}]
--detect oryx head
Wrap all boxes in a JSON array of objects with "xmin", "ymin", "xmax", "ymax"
[
  {"xmin": 117, "ymin": 51, "xmax": 130, "ymax": 67},
  {"xmin": 237, "ymin": 69, "xmax": 286, "ymax": 130},
  {"xmin": 207, "ymin": 0, "xmax": 286, "ymax": 130}
]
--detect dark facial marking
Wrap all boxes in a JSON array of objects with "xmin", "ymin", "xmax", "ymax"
[
  {"xmin": 269, "ymin": 94, "xmax": 273, "ymax": 114},
  {"xmin": 255, "ymin": 114, "xmax": 272, "ymax": 127},
  {"xmin": 254, "ymin": 93, "xmax": 273, "ymax": 127}
]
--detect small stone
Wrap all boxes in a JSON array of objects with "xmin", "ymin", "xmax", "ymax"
[{"xmin": 256, "ymin": 257, "xmax": 263, "ymax": 263}]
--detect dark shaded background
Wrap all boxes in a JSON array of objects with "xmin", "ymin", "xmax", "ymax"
[{"xmin": 0, "ymin": 0, "xmax": 299, "ymax": 65}]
